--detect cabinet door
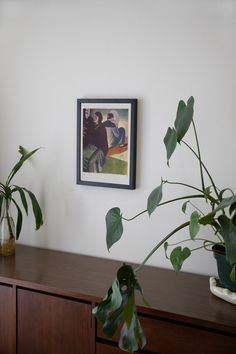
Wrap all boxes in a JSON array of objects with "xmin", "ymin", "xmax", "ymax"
[
  {"xmin": 18, "ymin": 289, "xmax": 93, "ymax": 354},
  {"xmin": 0, "ymin": 284, "xmax": 15, "ymax": 354}
]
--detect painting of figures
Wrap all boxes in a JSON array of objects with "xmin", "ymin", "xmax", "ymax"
[{"xmin": 77, "ymin": 99, "xmax": 137, "ymax": 189}]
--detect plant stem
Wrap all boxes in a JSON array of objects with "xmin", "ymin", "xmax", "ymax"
[
  {"xmin": 122, "ymin": 194, "xmax": 206, "ymax": 222},
  {"xmin": 163, "ymin": 180, "xmax": 218, "ymax": 205},
  {"xmin": 134, "ymin": 221, "xmax": 190, "ymax": 273},
  {"xmin": 182, "ymin": 140, "xmax": 219, "ymax": 199},
  {"xmin": 192, "ymin": 119, "xmax": 205, "ymax": 192},
  {"xmin": 166, "ymin": 237, "xmax": 217, "ymax": 247},
  {"xmin": 5, "ymin": 199, "xmax": 14, "ymax": 239}
]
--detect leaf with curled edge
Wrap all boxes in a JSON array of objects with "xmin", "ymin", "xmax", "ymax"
[
  {"xmin": 106, "ymin": 207, "xmax": 123, "ymax": 251},
  {"xmin": 147, "ymin": 182, "xmax": 163, "ymax": 216},
  {"xmin": 93, "ymin": 264, "xmax": 148, "ymax": 352},
  {"xmin": 163, "ymin": 127, "xmax": 177, "ymax": 165},
  {"xmin": 174, "ymin": 96, "xmax": 194, "ymax": 143}
]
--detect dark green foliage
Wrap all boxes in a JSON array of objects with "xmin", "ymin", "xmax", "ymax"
[{"xmin": 95, "ymin": 97, "xmax": 236, "ymax": 352}]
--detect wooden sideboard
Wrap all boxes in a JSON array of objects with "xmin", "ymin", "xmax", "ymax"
[{"xmin": 0, "ymin": 245, "xmax": 235, "ymax": 354}]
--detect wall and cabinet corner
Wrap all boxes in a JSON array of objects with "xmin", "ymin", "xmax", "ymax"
[{"xmin": 0, "ymin": 245, "xmax": 235, "ymax": 354}]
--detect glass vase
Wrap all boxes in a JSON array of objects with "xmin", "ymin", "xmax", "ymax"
[{"xmin": 0, "ymin": 200, "xmax": 15, "ymax": 256}]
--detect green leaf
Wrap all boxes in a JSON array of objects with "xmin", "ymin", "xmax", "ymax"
[
  {"xmin": 134, "ymin": 318, "xmax": 146, "ymax": 350},
  {"xmin": 93, "ymin": 264, "xmax": 147, "ymax": 351},
  {"xmin": 6, "ymin": 147, "xmax": 41, "ymax": 186},
  {"xmin": 182, "ymin": 200, "xmax": 189, "ymax": 214},
  {"xmin": 230, "ymin": 264, "xmax": 236, "ymax": 284},
  {"xmin": 215, "ymin": 195, "xmax": 236, "ymax": 213},
  {"xmin": 103, "ymin": 306, "xmax": 124, "ymax": 339},
  {"xmin": 11, "ymin": 199, "xmax": 23, "ymax": 240},
  {"xmin": 232, "ymin": 213, "xmax": 236, "ymax": 227},
  {"xmin": 110, "ymin": 279, "xmax": 122, "ymax": 312},
  {"xmin": 23, "ymin": 188, "xmax": 43, "ymax": 230},
  {"xmin": 198, "ymin": 196, "xmax": 236, "ymax": 226},
  {"xmin": 123, "ymin": 292, "xmax": 135, "ymax": 329},
  {"xmin": 189, "ymin": 211, "xmax": 200, "ymax": 239},
  {"xmin": 199, "ymin": 213, "xmax": 215, "ymax": 225},
  {"xmin": 12, "ymin": 186, "xmax": 28, "ymax": 215},
  {"xmin": 119, "ymin": 315, "xmax": 146, "ymax": 352},
  {"xmin": 170, "ymin": 246, "xmax": 191, "ymax": 272},
  {"xmin": 163, "ymin": 127, "xmax": 177, "ymax": 165},
  {"xmin": 117, "ymin": 264, "xmax": 136, "ymax": 289},
  {"xmin": 0, "ymin": 195, "xmax": 3, "ymax": 217},
  {"xmin": 147, "ymin": 182, "xmax": 163, "ymax": 216},
  {"xmin": 92, "ymin": 288, "xmax": 113, "ymax": 323},
  {"xmin": 218, "ymin": 215, "xmax": 236, "ymax": 266},
  {"xmin": 133, "ymin": 278, "xmax": 150, "ymax": 307},
  {"xmin": 229, "ymin": 202, "xmax": 236, "ymax": 216},
  {"xmin": 174, "ymin": 96, "xmax": 194, "ymax": 143},
  {"xmin": 18, "ymin": 146, "xmax": 28, "ymax": 157},
  {"xmin": 106, "ymin": 207, "xmax": 123, "ymax": 251}
]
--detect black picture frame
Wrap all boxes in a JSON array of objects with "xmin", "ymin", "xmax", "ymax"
[{"xmin": 77, "ymin": 98, "xmax": 137, "ymax": 189}]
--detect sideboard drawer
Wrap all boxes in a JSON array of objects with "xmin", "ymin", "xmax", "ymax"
[
  {"xmin": 96, "ymin": 342, "xmax": 129, "ymax": 354},
  {"xmin": 139, "ymin": 315, "xmax": 236, "ymax": 354},
  {"xmin": 96, "ymin": 342, "xmax": 154, "ymax": 354},
  {"xmin": 97, "ymin": 315, "xmax": 236, "ymax": 354}
]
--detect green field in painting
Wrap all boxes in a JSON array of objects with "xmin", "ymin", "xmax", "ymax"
[{"xmin": 102, "ymin": 156, "xmax": 127, "ymax": 175}]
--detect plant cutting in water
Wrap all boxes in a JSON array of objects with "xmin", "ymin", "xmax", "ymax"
[
  {"xmin": 0, "ymin": 146, "xmax": 43, "ymax": 254},
  {"xmin": 93, "ymin": 97, "xmax": 236, "ymax": 352}
]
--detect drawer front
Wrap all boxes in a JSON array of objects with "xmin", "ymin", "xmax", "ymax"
[
  {"xmin": 0, "ymin": 284, "xmax": 15, "ymax": 354},
  {"xmin": 96, "ymin": 342, "xmax": 124, "ymax": 354},
  {"xmin": 139, "ymin": 316, "xmax": 236, "ymax": 354},
  {"xmin": 97, "ymin": 315, "xmax": 236, "ymax": 354},
  {"xmin": 96, "ymin": 342, "xmax": 155, "ymax": 354},
  {"xmin": 18, "ymin": 288, "xmax": 93, "ymax": 354}
]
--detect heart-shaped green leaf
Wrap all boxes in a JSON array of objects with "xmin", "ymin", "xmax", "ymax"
[
  {"xmin": 170, "ymin": 246, "xmax": 191, "ymax": 272},
  {"xmin": 106, "ymin": 207, "xmax": 123, "ymax": 251}
]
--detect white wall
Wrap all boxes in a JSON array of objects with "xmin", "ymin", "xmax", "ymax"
[{"xmin": 0, "ymin": 0, "xmax": 236, "ymax": 278}]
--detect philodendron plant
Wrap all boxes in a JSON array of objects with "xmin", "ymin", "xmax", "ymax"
[
  {"xmin": 0, "ymin": 146, "xmax": 43, "ymax": 240},
  {"xmin": 93, "ymin": 97, "xmax": 236, "ymax": 352}
]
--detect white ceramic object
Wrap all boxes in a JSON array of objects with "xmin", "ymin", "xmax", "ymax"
[{"xmin": 209, "ymin": 277, "xmax": 236, "ymax": 305}]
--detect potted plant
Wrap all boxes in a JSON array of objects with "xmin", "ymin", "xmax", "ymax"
[
  {"xmin": 93, "ymin": 97, "xmax": 236, "ymax": 352},
  {"xmin": 0, "ymin": 146, "xmax": 43, "ymax": 256}
]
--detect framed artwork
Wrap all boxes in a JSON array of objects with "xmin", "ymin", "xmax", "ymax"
[{"xmin": 77, "ymin": 98, "xmax": 137, "ymax": 189}]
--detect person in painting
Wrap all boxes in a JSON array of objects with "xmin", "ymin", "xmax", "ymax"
[
  {"xmin": 83, "ymin": 109, "xmax": 94, "ymax": 147},
  {"xmin": 83, "ymin": 111, "xmax": 108, "ymax": 173},
  {"xmin": 91, "ymin": 111, "xmax": 108, "ymax": 156},
  {"xmin": 102, "ymin": 110, "xmax": 126, "ymax": 148}
]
